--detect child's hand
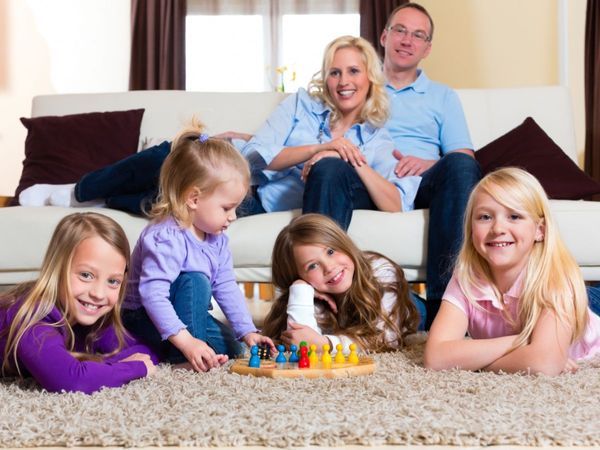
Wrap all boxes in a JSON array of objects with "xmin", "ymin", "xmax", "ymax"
[
  {"xmin": 562, "ymin": 358, "xmax": 579, "ymax": 373},
  {"xmin": 281, "ymin": 321, "xmax": 329, "ymax": 348},
  {"xmin": 120, "ymin": 352, "xmax": 157, "ymax": 377},
  {"xmin": 314, "ymin": 290, "xmax": 337, "ymax": 313},
  {"xmin": 243, "ymin": 332, "xmax": 276, "ymax": 354},
  {"xmin": 170, "ymin": 329, "xmax": 228, "ymax": 372}
]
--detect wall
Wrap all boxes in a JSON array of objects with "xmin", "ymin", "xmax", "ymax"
[
  {"xmin": 0, "ymin": 0, "xmax": 589, "ymax": 196},
  {"xmin": 0, "ymin": 0, "xmax": 130, "ymax": 196}
]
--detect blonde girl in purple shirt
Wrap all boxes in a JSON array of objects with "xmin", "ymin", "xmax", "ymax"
[
  {"xmin": 122, "ymin": 121, "xmax": 274, "ymax": 373},
  {"xmin": 0, "ymin": 212, "xmax": 158, "ymax": 394},
  {"xmin": 424, "ymin": 167, "xmax": 600, "ymax": 375}
]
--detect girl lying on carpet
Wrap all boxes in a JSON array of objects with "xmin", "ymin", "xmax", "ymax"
[
  {"xmin": 0, "ymin": 212, "xmax": 158, "ymax": 394},
  {"xmin": 262, "ymin": 213, "xmax": 426, "ymax": 353},
  {"xmin": 121, "ymin": 122, "xmax": 274, "ymax": 373},
  {"xmin": 424, "ymin": 167, "xmax": 600, "ymax": 375}
]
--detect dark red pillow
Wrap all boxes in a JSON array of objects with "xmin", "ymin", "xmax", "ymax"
[
  {"xmin": 475, "ymin": 117, "xmax": 600, "ymax": 200},
  {"xmin": 11, "ymin": 109, "xmax": 144, "ymax": 205}
]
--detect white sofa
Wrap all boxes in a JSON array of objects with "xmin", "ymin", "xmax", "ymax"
[{"xmin": 2, "ymin": 86, "xmax": 600, "ymax": 287}]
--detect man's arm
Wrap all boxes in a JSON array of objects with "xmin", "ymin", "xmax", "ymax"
[{"xmin": 394, "ymin": 148, "xmax": 474, "ymax": 177}]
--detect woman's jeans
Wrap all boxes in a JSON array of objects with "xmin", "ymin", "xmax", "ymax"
[
  {"xmin": 76, "ymin": 141, "xmax": 171, "ymax": 215},
  {"xmin": 587, "ymin": 285, "xmax": 600, "ymax": 316},
  {"xmin": 123, "ymin": 272, "xmax": 243, "ymax": 363}
]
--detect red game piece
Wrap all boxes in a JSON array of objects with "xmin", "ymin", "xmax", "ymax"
[{"xmin": 298, "ymin": 345, "xmax": 309, "ymax": 368}]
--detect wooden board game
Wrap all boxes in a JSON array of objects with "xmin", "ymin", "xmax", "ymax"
[{"xmin": 229, "ymin": 356, "xmax": 375, "ymax": 379}]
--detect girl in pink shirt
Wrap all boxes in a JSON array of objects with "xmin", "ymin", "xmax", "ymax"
[{"xmin": 424, "ymin": 167, "xmax": 600, "ymax": 375}]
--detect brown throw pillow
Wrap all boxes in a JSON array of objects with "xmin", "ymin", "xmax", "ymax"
[
  {"xmin": 475, "ymin": 117, "xmax": 600, "ymax": 200},
  {"xmin": 11, "ymin": 109, "xmax": 144, "ymax": 205}
]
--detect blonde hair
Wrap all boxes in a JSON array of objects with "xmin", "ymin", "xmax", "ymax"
[
  {"xmin": 308, "ymin": 35, "xmax": 389, "ymax": 128},
  {"xmin": 0, "ymin": 212, "xmax": 131, "ymax": 377},
  {"xmin": 455, "ymin": 167, "xmax": 588, "ymax": 348},
  {"xmin": 262, "ymin": 214, "xmax": 419, "ymax": 351},
  {"xmin": 149, "ymin": 119, "xmax": 251, "ymax": 226}
]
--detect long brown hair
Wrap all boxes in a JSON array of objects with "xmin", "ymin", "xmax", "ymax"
[
  {"xmin": 262, "ymin": 214, "xmax": 419, "ymax": 351},
  {"xmin": 1, "ymin": 212, "xmax": 131, "ymax": 376}
]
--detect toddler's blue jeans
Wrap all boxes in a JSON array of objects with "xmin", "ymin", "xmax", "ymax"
[{"xmin": 123, "ymin": 272, "xmax": 243, "ymax": 363}]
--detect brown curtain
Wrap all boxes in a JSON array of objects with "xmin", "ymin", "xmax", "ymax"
[
  {"xmin": 359, "ymin": 0, "xmax": 408, "ymax": 58},
  {"xmin": 129, "ymin": 0, "xmax": 187, "ymax": 90},
  {"xmin": 585, "ymin": 0, "xmax": 600, "ymax": 198}
]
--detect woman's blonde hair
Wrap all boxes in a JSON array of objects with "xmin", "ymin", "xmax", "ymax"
[
  {"xmin": 455, "ymin": 167, "xmax": 588, "ymax": 348},
  {"xmin": 262, "ymin": 214, "xmax": 419, "ymax": 351},
  {"xmin": 149, "ymin": 119, "xmax": 251, "ymax": 226},
  {"xmin": 0, "ymin": 212, "xmax": 131, "ymax": 376},
  {"xmin": 308, "ymin": 35, "xmax": 389, "ymax": 128}
]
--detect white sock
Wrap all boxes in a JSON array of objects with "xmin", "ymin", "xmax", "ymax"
[
  {"xmin": 19, "ymin": 183, "xmax": 74, "ymax": 206},
  {"xmin": 48, "ymin": 184, "xmax": 105, "ymax": 208}
]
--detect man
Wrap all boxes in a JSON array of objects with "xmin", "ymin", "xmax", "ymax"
[{"xmin": 380, "ymin": 3, "xmax": 481, "ymax": 328}]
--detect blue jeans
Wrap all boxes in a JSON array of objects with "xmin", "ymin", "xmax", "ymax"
[
  {"xmin": 414, "ymin": 152, "xmax": 481, "ymax": 328},
  {"xmin": 587, "ymin": 285, "xmax": 600, "ymax": 317},
  {"xmin": 410, "ymin": 291, "xmax": 427, "ymax": 331},
  {"xmin": 123, "ymin": 272, "xmax": 243, "ymax": 363},
  {"xmin": 302, "ymin": 158, "xmax": 377, "ymax": 231},
  {"xmin": 76, "ymin": 141, "xmax": 171, "ymax": 215}
]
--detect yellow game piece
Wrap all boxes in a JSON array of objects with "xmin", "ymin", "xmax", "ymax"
[
  {"xmin": 309, "ymin": 344, "xmax": 319, "ymax": 367},
  {"xmin": 321, "ymin": 344, "xmax": 332, "ymax": 369},
  {"xmin": 334, "ymin": 343, "xmax": 345, "ymax": 363},
  {"xmin": 348, "ymin": 343, "xmax": 359, "ymax": 364}
]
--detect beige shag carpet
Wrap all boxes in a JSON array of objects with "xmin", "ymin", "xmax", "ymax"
[{"xmin": 2, "ymin": 338, "xmax": 600, "ymax": 448}]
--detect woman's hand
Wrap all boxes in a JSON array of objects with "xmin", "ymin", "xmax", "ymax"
[
  {"xmin": 281, "ymin": 321, "xmax": 329, "ymax": 347},
  {"xmin": 326, "ymin": 137, "xmax": 366, "ymax": 167},
  {"xmin": 301, "ymin": 150, "xmax": 340, "ymax": 181},
  {"xmin": 120, "ymin": 352, "xmax": 158, "ymax": 376},
  {"xmin": 243, "ymin": 332, "xmax": 277, "ymax": 354},
  {"xmin": 213, "ymin": 131, "xmax": 253, "ymax": 142}
]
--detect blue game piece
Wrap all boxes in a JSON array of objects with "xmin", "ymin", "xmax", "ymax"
[
  {"xmin": 248, "ymin": 345, "xmax": 261, "ymax": 368},
  {"xmin": 275, "ymin": 344, "xmax": 287, "ymax": 363},
  {"xmin": 288, "ymin": 344, "xmax": 299, "ymax": 363}
]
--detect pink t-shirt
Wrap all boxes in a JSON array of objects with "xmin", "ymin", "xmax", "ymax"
[{"xmin": 443, "ymin": 272, "xmax": 600, "ymax": 360}]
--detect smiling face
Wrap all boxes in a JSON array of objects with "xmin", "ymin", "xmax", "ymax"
[
  {"xmin": 471, "ymin": 191, "xmax": 545, "ymax": 289},
  {"xmin": 325, "ymin": 46, "xmax": 371, "ymax": 121},
  {"xmin": 381, "ymin": 6, "xmax": 432, "ymax": 74},
  {"xmin": 66, "ymin": 236, "xmax": 126, "ymax": 327},
  {"xmin": 293, "ymin": 244, "xmax": 355, "ymax": 295},
  {"xmin": 187, "ymin": 175, "xmax": 247, "ymax": 240}
]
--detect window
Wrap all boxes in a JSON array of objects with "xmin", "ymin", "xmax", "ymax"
[{"xmin": 186, "ymin": 0, "xmax": 359, "ymax": 92}]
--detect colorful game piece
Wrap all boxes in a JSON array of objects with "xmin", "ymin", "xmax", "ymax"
[
  {"xmin": 308, "ymin": 344, "xmax": 319, "ymax": 367},
  {"xmin": 257, "ymin": 344, "xmax": 271, "ymax": 360},
  {"xmin": 288, "ymin": 344, "xmax": 299, "ymax": 363},
  {"xmin": 298, "ymin": 345, "xmax": 309, "ymax": 368},
  {"xmin": 299, "ymin": 340, "xmax": 308, "ymax": 356},
  {"xmin": 348, "ymin": 343, "xmax": 359, "ymax": 365},
  {"xmin": 321, "ymin": 343, "xmax": 332, "ymax": 369},
  {"xmin": 275, "ymin": 344, "xmax": 287, "ymax": 363},
  {"xmin": 334, "ymin": 343, "xmax": 345, "ymax": 363},
  {"xmin": 248, "ymin": 345, "xmax": 260, "ymax": 368}
]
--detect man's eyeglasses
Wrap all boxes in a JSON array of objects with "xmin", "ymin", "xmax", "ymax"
[{"xmin": 387, "ymin": 25, "xmax": 431, "ymax": 43}]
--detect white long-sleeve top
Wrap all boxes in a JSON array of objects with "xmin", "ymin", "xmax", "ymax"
[{"xmin": 286, "ymin": 258, "xmax": 408, "ymax": 353}]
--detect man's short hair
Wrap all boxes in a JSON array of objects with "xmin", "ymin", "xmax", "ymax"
[{"xmin": 385, "ymin": 2, "xmax": 435, "ymax": 41}]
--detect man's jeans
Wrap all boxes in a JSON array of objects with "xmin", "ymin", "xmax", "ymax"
[
  {"xmin": 123, "ymin": 272, "xmax": 243, "ymax": 363},
  {"xmin": 414, "ymin": 152, "xmax": 481, "ymax": 328},
  {"xmin": 302, "ymin": 157, "xmax": 377, "ymax": 230}
]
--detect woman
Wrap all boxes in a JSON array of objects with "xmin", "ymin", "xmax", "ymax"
[{"xmin": 21, "ymin": 36, "xmax": 419, "ymax": 230}]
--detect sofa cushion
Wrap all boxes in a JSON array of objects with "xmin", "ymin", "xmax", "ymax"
[
  {"xmin": 11, "ymin": 109, "xmax": 144, "ymax": 205},
  {"xmin": 475, "ymin": 117, "xmax": 600, "ymax": 200}
]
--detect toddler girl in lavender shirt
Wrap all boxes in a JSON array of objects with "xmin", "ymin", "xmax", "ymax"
[
  {"xmin": 0, "ymin": 212, "xmax": 158, "ymax": 394},
  {"xmin": 122, "ymin": 120, "xmax": 274, "ymax": 372}
]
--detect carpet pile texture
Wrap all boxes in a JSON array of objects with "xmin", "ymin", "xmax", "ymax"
[{"xmin": 1, "ymin": 339, "xmax": 600, "ymax": 448}]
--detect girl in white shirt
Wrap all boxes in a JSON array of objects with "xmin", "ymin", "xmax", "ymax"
[{"xmin": 262, "ymin": 214, "xmax": 425, "ymax": 352}]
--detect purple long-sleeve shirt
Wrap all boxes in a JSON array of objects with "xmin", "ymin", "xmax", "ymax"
[
  {"xmin": 0, "ymin": 300, "xmax": 159, "ymax": 394},
  {"xmin": 124, "ymin": 216, "xmax": 257, "ymax": 341}
]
